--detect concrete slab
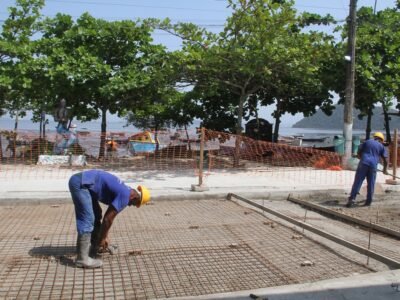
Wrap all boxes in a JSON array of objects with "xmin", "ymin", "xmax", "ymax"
[
  {"xmin": 0, "ymin": 200, "xmax": 376, "ymax": 299},
  {"xmin": 1, "ymin": 166, "xmax": 400, "ymax": 299}
]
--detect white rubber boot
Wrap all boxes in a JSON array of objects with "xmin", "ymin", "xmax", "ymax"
[{"xmin": 76, "ymin": 233, "xmax": 103, "ymax": 268}]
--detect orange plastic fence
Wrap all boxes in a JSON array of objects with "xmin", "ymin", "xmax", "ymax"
[
  {"xmin": 0, "ymin": 128, "xmax": 343, "ymax": 180},
  {"xmin": 204, "ymin": 129, "xmax": 342, "ymax": 171}
]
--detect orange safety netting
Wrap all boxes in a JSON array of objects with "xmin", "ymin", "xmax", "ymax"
[
  {"xmin": 0, "ymin": 128, "xmax": 343, "ymax": 180},
  {"xmin": 204, "ymin": 129, "xmax": 342, "ymax": 171}
]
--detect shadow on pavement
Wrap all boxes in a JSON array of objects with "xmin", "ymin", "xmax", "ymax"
[{"xmin": 29, "ymin": 245, "xmax": 76, "ymax": 267}]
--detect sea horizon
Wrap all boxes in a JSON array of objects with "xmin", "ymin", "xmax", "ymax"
[{"xmin": 0, "ymin": 116, "xmax": 367, "ymax": 137}]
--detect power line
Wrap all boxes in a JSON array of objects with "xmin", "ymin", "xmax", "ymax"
[
  {"xmin": 46, "ymin": 0, "xmax": 228, "ymax": 13},
  {"xmin": 295, "ymin": 4, "xmax": 347, "ymax": 11},
  {"xmin": 46, "ymin": 0, "xmax": 350, "ymax": 13},
  {"xmin": 1, "ymin": 1, "xmax": 386, "ymax": 23},
  {"xmin": 0, "ymin": 10, "xmax": 226, "ymax": 25},
  {"xmin": 0, "ymin": 0, "xmax": 349, "ymax": 16}
]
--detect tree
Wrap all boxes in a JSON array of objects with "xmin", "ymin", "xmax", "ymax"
[
  {"xmin": 38, "ymin": 13, "xmax": 167, "ymax": 158},
  {"xmin": 159, "ymin": 0, "xmax": 335, "ymax": 142},
  {"xmin": 333, "ymin": 6, "xmax": 400, "ymax": 142},
  {"xmin": 187, "ymin": 86, "xmax": 247, "ymax": 132},
  {"xmin": 259, "ymin": 28, "xmax": 336, "ymax": 141},
  {"xmin": 124, "ymin": 48, "xmax": 198, "ymax": 151},
  {"xmin": 124, "ymin": 49, "xmax": 192, "ymax": 127},
  {"xmin": 0, "ymin": 0, "xmax": 44, "ymax": 130}
]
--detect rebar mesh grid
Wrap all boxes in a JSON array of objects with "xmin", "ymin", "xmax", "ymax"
[
  {"xmin": 0, "ymin": 200, "xmax": 372, "ymax": 299},
  {"xmin": 255, "ymin": 201, "xmax": 400, "ymax": 264},
  {"xmin": 315, "ymin": 199, "xmax": 400, "ymax": 258}
]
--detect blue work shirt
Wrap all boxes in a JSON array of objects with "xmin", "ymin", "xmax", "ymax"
[
  {"xmin": 359, "ymin": 139, "xmax": 388, "ymax": 168},
  {"xmin": 82, "ymin": 170, "xmax": 131, "ymax": 213}
]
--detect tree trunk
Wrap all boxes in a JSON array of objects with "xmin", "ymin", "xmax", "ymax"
[
  {"xmin": 41, "ymin": 111, "xmax": 46, "ymax": 139},
  {"xmin": 273, "ymin": 114, "xmax": 281, "ymax": 143},
  {"xmin": 154, "ymin": 122, "xmax": 159, "ymax": 152},
  {"xmin": 236, "ymin": 94, "xmax": 245, "ymax": 136},
  {"xmin": 273, "ymin": 99, "xmax": 282, "ymax": 143},
  {"xmin": 184, "ymin": 125, "xmax": 191, "ymax": 151},
  {"xmin": 254, "ymin": 107, "xmax": 260, "ymax": 140},
  {"xmin": 43, "ymin": 119, "xmax": 47, "ymax": 139},
  {"xmin": 234, "ymin": 93, "xmax": 246, "ymax": 167},
  {"xmin": 365, "ymin": 107, "xmax": 372, "ymax": 140},
  {"xmin": 383, "ymin": 106, "xmax": 391, "ymax": 143},
  {"xmin": 98, "ymin": 108, "xmax": 107, "ymax": 159},
  {"xmin": 39, "ymin": 116, "xmax": 43, "ymax": 139},
  {"xmin": 14, "ymin": 113, "xmax": 19, "ymax": 131},
  {"xmin": 0, "ymin": 133, "xmax": 3, "ymax": 160}
]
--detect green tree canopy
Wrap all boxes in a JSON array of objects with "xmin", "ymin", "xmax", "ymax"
[
  {"xmin": 158, "ymin": 0, "xmax": 335, "ymax": 141},
  {"xmin": 37, "ymin": 13, "xmax": 170, "ymax": 157},
  {"xmin": 333, "ymin": 5, "xmax": 400, "ymax": 141},
  {"xmin": 0, "ymin": 0, "xmax": 44, "ymax": 128}
]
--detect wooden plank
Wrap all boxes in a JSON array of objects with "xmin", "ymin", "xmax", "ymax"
[{"xmin": 227, "ymin": 193, "xmax": 400, "ymax": 268}]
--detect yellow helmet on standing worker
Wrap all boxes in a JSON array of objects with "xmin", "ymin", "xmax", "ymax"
[
  {"xmin": 373, "ymin": 132, "xmax": 385, "ymax": 141},
  {"xmin": 137, "ymin": 185, "xmax": 150, "ymax": 206}
]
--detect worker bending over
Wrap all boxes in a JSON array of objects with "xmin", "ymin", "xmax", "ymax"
[{"xmin": 68, "ymin": 169, "xmax": 150, "ymax": 268}]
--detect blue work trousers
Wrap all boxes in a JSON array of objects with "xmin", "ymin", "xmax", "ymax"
[
  {"xmin": 349, "ymin": 163, "xmax": 377, "ymax": 204},
  {"xmin": 68, "ymin": 173, "xmax": 102, "ymax": 234}
]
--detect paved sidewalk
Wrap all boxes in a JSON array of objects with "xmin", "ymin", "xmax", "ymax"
[{"xmin": 0, "ymin": 167, "xmax": 399, "ymax": 203}]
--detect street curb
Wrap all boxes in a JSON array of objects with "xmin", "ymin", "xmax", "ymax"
[
  {"xmin": 0, "ymin": 188, "xmax": 348, "ymax": 206},
  {"xmin": 160, "ymin": 269, "xmax": 400, "ymax": 300}
]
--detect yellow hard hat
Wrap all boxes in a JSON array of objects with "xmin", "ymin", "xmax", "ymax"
[
  {"xmin": 137, "ymin": 185, "xmax": 150, "ymax": 207},
  {"xmin": 373, "ymin": 132, "xmax": 384, "ymax": 141}
]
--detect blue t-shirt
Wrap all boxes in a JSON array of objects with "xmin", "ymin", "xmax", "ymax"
[
  {"xmin": 359, "ymin": 139, "xmax": 388, "ymax": 168},
  {"xmin": 81, "ymin": 170, "xmax": 131, "ymax": 213}
]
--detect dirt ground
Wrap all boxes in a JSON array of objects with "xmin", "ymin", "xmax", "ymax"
[
  {"xmin": 249, "ymin": 192, "xmax": 400, "ymax": 273},
  {"xmin": 303, "ymin": 190, "xmax": 400, "ymax": 232}
]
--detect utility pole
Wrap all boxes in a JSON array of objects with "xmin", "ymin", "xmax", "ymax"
[{"xmin": 343, "ymin": 0, "xmax": 357, "ymax": 166}]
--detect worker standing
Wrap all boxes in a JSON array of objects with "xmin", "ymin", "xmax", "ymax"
[
  {"xmin": 68, "ymin": 169, "xmax": 150, "ymax": 268},
  {"xmin": 346, "ymin": 132, "xmax": 388, "ymax": 208}
]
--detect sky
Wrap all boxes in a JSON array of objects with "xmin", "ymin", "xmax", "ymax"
[
  {"xmin": 0, "ymin": 0, "xmax": 398, "ymax": 126},
  {"xmin": 1, "ymin": 0, "xmax": 396, "ymax": 50}
]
